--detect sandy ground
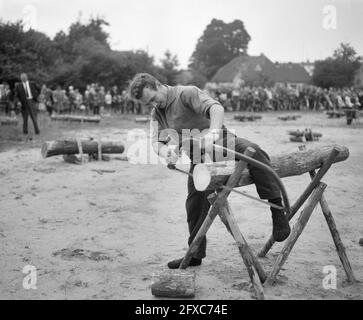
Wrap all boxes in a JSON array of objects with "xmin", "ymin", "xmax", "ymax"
[{"xmin": 0, "ymin": 111, "xmax": 362, "ymax": 300}]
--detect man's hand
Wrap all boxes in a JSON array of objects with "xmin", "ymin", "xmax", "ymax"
[
  {"xmin": 159, "ymin": 145, "xmax": 179, "ymax": 166},
  {"xmin": 200, "ymin": 129, "xmax": 220, "ymax": 150}
]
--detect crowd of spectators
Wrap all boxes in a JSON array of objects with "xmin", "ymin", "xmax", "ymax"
[
  {"xmin": 209, "ymin": 84, "xmax": 363, "ymax": 112},
  {"xmin": 1, "ymin": 81, "xmax": 363, "ymax": 117},
  {"xmin": 0, "ymin": 82, "xmax": 147, "ymax": 117}
]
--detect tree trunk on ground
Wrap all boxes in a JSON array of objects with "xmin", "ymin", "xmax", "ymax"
[
  {"xmin": 51, "ymin": 115, "xmax": 101, "ymax": 123},
  {"xmin": 41, "ymin": 140, "xmax": 125, "ymax": 158}
]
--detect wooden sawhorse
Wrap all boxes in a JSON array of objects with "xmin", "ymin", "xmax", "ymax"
[{"xmin": 179, "ymin": 146, "xmax": 357, "ymax": 299}]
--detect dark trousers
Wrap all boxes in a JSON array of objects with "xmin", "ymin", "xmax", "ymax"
[
  {"xmin": 21, "ymin": 100, "xmax": 39, "ymax": 134},
  {"xmin": 186, "ymin": 136, "xmax": 281, "ymax": 259}
]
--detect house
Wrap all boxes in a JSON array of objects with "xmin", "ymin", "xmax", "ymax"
[
  {"xmin": 274, "ymin": 62, "xmax": 311, "ymax": 84},
  {"xmin": 210, "ymin": 54, "xmax": 277, "ymax": 87},
  {"xmin": 207, "ymin": 54, "xmax": 311, "ymax": 88}
]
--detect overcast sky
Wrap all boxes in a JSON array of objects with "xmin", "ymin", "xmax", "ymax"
[{"xmin": 1, "ymin": 0, "xmax": 362, "ymax": 68}]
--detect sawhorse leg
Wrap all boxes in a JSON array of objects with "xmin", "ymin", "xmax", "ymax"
[
  {"xmin": 212, "ymin": 197, "xmax": 265, "ymax": 299},
  {"xmin": 210, "ymin": 194, "xmax": 267, "ymax": 284},
  {"xmin": 179, "ymin": 147, "xmax": 255, "ymax": 269},
  {"xmin": 266, "ymin": 182, "xmax": 327, "ymax": 285},
  {"xmin": 310, "ymin": 171, "xmax": 356, "ymax": 283},
  {"xmin": 179, "ymin": 147, "xmax": 266, "ymax": 299},
  {"xmin": 258, "ymin": 147, "xmax": 340, "ymax": 258}
]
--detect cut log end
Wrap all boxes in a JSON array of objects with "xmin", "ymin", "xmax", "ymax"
[
  {"xmin": 151, "ymin": 270, "xmax": 196, "ymax": 298},
  {"xmin": 41, "ymin": 141, "xmax": 52, "ymax": 158},
  {"xmin": 193, "ymin": 165, "xmax": 211, "ymax": 191}
]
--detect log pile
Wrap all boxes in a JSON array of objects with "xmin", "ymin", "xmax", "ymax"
[
  {"xmin": 0, "ymin": 116, "xmax": 18, "ymax": 126},
  {"xmin": 234, "ymin": 114, "xmax": 262, "ymax": 122},
  {"xmin": 288, "ymin": 129, "xmax": 322, "ymax": 142},
  {"xmin": 343, "ymin": 109, "xmax": 359, "ymax": 125},
  {"xmin": 135, "ymin": 117, "xmax": 150, "ymax": 124},
  {"xmin": 192, "ymin": 144, "xmax": 349, "ymax": 191},
  {"xmin": 278, "ymin": 115, "xmax": 302, "ymax": 121},
  {"xmin": 41, "ymin": 139, "xmax": 125, "ymax": 158},
  {"xmin": 326, "ymin": 111, "xmax": 345, "ymax": 118},
  {"xmin": 51, "ymin": 115, "xmax": 101, "ymax": 123}
]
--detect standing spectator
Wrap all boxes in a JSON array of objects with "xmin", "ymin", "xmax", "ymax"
[
  {"xmin": 105, "ymin": 90, "xmax": 112, "ymax": 112},
  {"xmin": 118, "ymin": 91, "xmax": 125, "ymax": 114},
  {"xmin": 1, "ymin": 82, "xmax": 13, "ymax": 115},
  {"xmin": 74, "ymin": 89, "xmax": 83, "ymax": 112},
  {"xmin": 43, "ymin": 85, "xmax": 54, "ymax": 117},
  {"xmin": 38, "ymin": 84, "xmax": 49, "ymax": 114},
  {"xmin": 84, "ymin": 85, "xmax": 91, "ymax": 114},
  {"xmin": 52, "ymin": 85, "xmax": 67, "ymax": 114},
  {"xmin": 111, "ymin": 86, "xmax": 119, "ymax": 113},
  {"xmin": 88, "ymin": 84, "xmax": 97, "ymax": 115},
  {"xmin": 14, "ymin": 73, "xmax": 40, "ymax": 135},
  {"xmin": 68, "ymin": 86, "xmax": 77, "ymax": 113},
  {"xmin": 97, "ymin": 86, "xmax": 105, "ymax": 114}
]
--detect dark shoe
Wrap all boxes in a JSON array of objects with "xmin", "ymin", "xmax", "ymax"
[
  {"xmin": 167, "ymin": 257, "xmax": 202, "ymax": 269},
  {"xmin": 35, "ymin": 130, "xmax": 40, "ymax": 135},
  {"xmin": 272, "ymin": 210, "xmax": 291, "ymax": 242}
]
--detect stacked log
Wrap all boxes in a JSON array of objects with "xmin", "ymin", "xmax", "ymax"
[
  {"xmin": 278, "ymin": 115, "xmax": 302, "ymax": 121},
  {"xmin": 135, "ymin": 117, "xmax": 150, "ymax": 124},
  {"xmin": 0, "ymin": 116, "xmax": 18, "ymax": 126},
  {"xmin": 326, "ymin": 111, "xmax": 345, "ymax": 118},
  {"xmin": 192, "ymin": 144, "xmax": 349, "ymax": 191},
  {"xmin": 41, "ymin": 139, "xmax": 125, "ymax": 158},
  {"xmin": 234, "ymin": 114, "xmax": 262, "ymax": 122},
  {"xmin": 288, "ymin": 129, "xmax": 322, "ymax": 142},
  {"xmin": 51, "ymin": 115, "xmax": 101, "ymax": 123}
]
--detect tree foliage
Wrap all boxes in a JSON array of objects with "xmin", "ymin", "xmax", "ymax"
[
  {"xmin": 0, "ymin": 17, "xmax": 178, "ymax": 90},
  {"xmin": 312, "ymin": 43, "xmax": 361, "ymax": 88},
  {"xmin": 159, "ymin": 50, "xmax": 179, "ymax": 85},
  {"xmin": 189, "ymin": 19, "xmax": 251, "ymax": 80},
  {"xmin": 0, "ymin": 21, "xmax": 58, "ymax": 84}
]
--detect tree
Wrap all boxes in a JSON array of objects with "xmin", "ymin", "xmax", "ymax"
[
  {"xmin": 53, "ymin": 17, "xmax": 109, "ymax": 63},
  {"xmin": 0, "ymin": 16, "xmax": 178, "ymax": 90},
  {"xmin": 159, "ymin": 50, "xmax": 179, "ymax": 85},
  {"xmin": 312, "ymin": 43, "xmax": 361, "ymax": 88},
  {"xmin": 0, "ymin": 20, "xmax": 58, "ymax": 84},
  {"xmin": 189, "ymin": 19, "xmax": 251, "ymax": 80}
]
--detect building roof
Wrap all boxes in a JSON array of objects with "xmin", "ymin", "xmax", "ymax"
[
  {"xmin": 274, "ymin": 62, "xmax": 311, "ymax": 83},
  {"xmin": 210, "ymin": 54, "xmax": 311, "ymax": 84},
  {"xmin": 211, "ymin": 54, "xmax": 276, "ymax": 83}
]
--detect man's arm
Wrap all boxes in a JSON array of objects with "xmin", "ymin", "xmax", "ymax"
[{"xmin": 208, "ymin": 104, "xmax": 224, "ymax": 131}]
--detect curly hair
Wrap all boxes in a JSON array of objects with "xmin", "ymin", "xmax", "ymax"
[{"xmin": 128, "ymin": 73, "xmax": 161, "ymax": 100}]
